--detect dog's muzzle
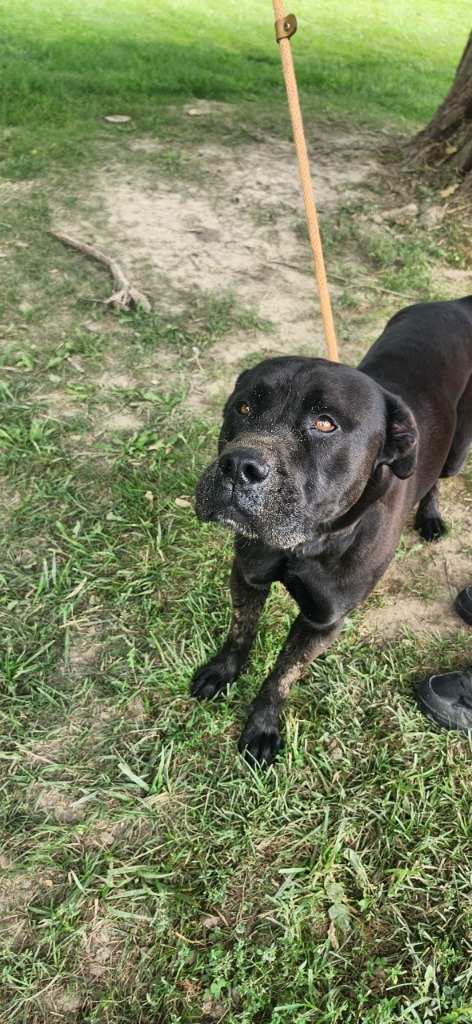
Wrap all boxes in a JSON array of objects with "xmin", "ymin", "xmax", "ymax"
[
  {"xmin": 195, "ymin": 433, "xmax": 307, "ymax": 546},
  {"xmin": 195, "ymin": 444, "xmax": 274, "ymax": 532}
]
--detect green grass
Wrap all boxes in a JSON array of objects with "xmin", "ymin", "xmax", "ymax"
[
  {"xmin": 1, "ymin": 1, "xmax": 472, "ymax": 1021},
  {"xmin": 1, "ymin": 287, "xmax": 472, "ymax": 1022},
  {"xmin": 1, "ymin": 0, "xmax": 470, "ymax": 178}
]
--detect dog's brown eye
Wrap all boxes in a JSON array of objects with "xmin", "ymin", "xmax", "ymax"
[
  {"xmin": 238, "ymin": 401, "xmax": 250, "ymax": 416},
  {"xmin": 314, "ymin": 415, "xmax": 336, "ymax": 432}
]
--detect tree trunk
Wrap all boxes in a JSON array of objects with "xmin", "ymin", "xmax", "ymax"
[{"xmin": 408, "ymin": 30, "xmax": 472, "ymax": 178}]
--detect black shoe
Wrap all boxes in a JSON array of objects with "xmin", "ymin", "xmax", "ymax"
[
  {"xmin": 416, "ymin": 671, "xmax": 472, "ymax": 733},
  {"xmin": 454, "ymin": 586, "xmax": 472, "ymax": 626}
]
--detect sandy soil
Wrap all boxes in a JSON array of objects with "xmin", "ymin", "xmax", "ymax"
[{"xmin": 54, "ymin": 116, "xmax": 380, "ymax": 354}]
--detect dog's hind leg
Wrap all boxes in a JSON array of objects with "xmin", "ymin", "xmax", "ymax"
[
  {"xmin": 441, "ymin": 374, "xmax": 472, "ymax": 479},
  {"xmin": 414, "ymin": 482, "xmax": 447, "ymax": 542},
  {"xmin": 415, "ymin": 375, "xmax": 472, "ymax": 542},
  {"xmin": 190, "ymin": 560, "xmax": 270, "ymax": 701}
]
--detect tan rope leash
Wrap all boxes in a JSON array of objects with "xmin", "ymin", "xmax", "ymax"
[{"xmin": 272, "ymin": 1, "xmax": 339, "ymax": 362}]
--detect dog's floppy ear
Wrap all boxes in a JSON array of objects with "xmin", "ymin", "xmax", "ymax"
[{"xmin": 378, "ymin": 389, "xmax": 418, "ymax": 479}]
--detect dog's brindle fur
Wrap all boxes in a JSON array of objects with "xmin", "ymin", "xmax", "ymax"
[{"xmin": 192, "ymin": 297, "xmax": 472, "ymax": 765}]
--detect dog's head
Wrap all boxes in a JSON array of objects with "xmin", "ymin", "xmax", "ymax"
[{"xmin": 195, "ymin": 356, "xmax": 417, "ymax": 548}]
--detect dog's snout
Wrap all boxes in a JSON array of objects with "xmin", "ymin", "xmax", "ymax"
[{"xmin": 219, "ymin": 448, "xmax": 270, "ymax": 487}]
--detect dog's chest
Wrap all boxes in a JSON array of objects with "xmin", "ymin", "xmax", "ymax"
[
  {"xmin": 282, "ymin": 550, "xmax": 347, "ymax": 625},
  {"xmin": 281, "ymin": 535, "xmax": 375, "ymax": 625}
]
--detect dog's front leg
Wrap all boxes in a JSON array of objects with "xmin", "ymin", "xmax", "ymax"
[
  {"xmin": 191, "ymin": 560, "xmax": 270, "ymax": 700},
  {"xmin": 238, "ymin": 614, "xmax": 344, "ymax": 766}
]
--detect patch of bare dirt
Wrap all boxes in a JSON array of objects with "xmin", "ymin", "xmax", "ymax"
[
  {"xmin": 81, "ymin": 811, "xmax": 154, "ymax": 852},
  {"xmin": 97, "ymin": 369, "xmax": 136, "ymax": 389},
  {"xmin": 182, "ymin": 99, "xmax": 235, "ymax": 116},
  {"xmin": 24, "ymin": 694, "xmax": 148, "ymax": 777},
  {"xmin": 0, "ymin": 180, "xmax": 35, "ymax": 204},
  {"xmin": 0, "ymin": 865, "xmax": 63, "ymax": 949},
  {"xmin": 363, "ymin": 479, "xmax": 472, "ymax": 639},
  {"xmin": 53, "ymin": 125, "xmax": 377, "ymax": 354},
  {"xmin": 80, "ymin": 917, "xmax": 124, "ymax": 980},
  {"xmin": 104, "ymin": 409, "xmax": 144, "ymax": 432},
  {"xmin": 39, "ymin": 984, "xmax": 84, "ymax": 1017},
  {"xmin": 67, "ymin": 624, "xmax": 102, "ymax": 671},
  {"xmin": 432, "ymin": 265, "xmax": 472, "ymax": 297},
  {"xmin": 28, "ymin": 783, "xmax": 93, "ymax": 823},
  {"xmin": 37, "ymin": 389, "xmax": 83, "ymax": 420}
]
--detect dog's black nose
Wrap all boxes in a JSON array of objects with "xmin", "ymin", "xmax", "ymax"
[{"xmin": 219, "ymin": 448, "xmax": 270, "ymax": 487}]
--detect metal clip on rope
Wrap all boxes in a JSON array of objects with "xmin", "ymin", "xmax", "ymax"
[{"xmin": 274, "ymin": 13, "xmax": 297, "ymax": 41}]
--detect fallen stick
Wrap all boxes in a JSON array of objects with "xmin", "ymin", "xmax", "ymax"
[{"xmin": 50, "ymin": 231, "xmax": 152, "ymax": 313}]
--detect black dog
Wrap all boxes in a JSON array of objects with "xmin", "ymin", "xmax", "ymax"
[{"xmin": 192, "ymin": 297, "xmax": 472, "ymax": 765}]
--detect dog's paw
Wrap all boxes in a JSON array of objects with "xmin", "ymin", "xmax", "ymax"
[
  {"xmin": 238, "ymin": 708, "xmax": 282, "ymax": 767},
  {"xmin": 414, "ymin": 513, "xmax": 447, "ymax": 542},
  {"xmin": 190, "ymin": 656, "xmax": 238, "ymax": 701}
]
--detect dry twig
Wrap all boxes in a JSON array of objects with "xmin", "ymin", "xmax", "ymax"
[{"xmin": 51, "ymin": 231, "xmax": 152, "ymax": 312}]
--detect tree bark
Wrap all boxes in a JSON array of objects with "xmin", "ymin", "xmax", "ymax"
[{"xmin": 407, "ymin": 31, "xmax": 472, "ymax": 178}]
